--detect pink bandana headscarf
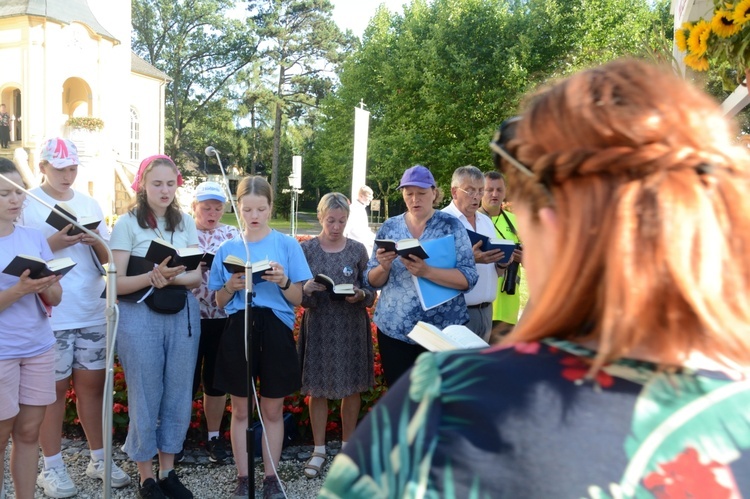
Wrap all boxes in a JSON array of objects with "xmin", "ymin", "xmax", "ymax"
[{"xmin": 131, "ymin": 154, "xmax": 184, "ymax": 191}]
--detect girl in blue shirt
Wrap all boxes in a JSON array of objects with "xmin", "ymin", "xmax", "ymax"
[{"xmin": 209, "ymin": 175, "xmax": 311, "ymax": 498}]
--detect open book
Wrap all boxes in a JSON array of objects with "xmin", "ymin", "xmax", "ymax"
[
  {"xmin": 407, "ymin": 321, "xmax": 489, "ymax": 351},
  {"xmin": 314, "ymin": 274, "xmax": 355, "ymax": 300},
  {"xmin": 374, "ymin": 238, "xmax": 429, "ymax": 260},
  {"xmin": 145, "ymin": 238, "xmax": 203, "ymax": 270},
  {"xmin": 46, "ymin": 203, "xmax": 101, "ymax": 236},
  {"xmin": 223, "ymin": 255, "xmax": 271, "ymax": 285},
  {"xmin": 465, "ymin": 229, "xmax": 516, "ymax": 265},
  {"xmin": 2, "ymin": 254, "xmax": 77, "ymax": 279},
  {"xmin": 201, "ymin": 251, "xmax": 215, "ymax": 267}
]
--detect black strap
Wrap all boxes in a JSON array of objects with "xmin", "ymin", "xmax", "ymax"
[
  {"xmin": 500, "ymin": 210, "xmax": 517, "ymax": 237},
  {"xmin": 490, "ymin": 210, "xmax": 517, "ymax": 241}
]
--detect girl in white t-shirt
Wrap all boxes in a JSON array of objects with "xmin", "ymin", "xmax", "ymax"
[
  {"xmin": 0, "ymin": 158, "xmax": 62, "ymax": 499},
  {"xmin": 21, "ymin": 137, "xmax": 130, "ymax": 497}
]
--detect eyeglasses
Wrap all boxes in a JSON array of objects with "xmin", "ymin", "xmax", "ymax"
[
  {"xmin": 457, "ymin": 187, "xmax": 484, "ymax": 198},
  {"xmin": 490, "ymin": 117, "xmax": 556, "ymax": 202},
  {"xmin": 489, "ymin": 116, "xmax": 535, "ymax": 179}
]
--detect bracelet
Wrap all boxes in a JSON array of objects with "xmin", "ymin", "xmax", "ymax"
[
  {"xmin": 222, "ymin": 284, "xmax": 234, "ymax": 295},
  {"xmin": 279, "ymin": 277, "xmax": 292, "ymax": 290}
]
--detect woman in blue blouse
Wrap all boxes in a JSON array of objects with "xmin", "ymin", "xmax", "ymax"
[{"xmin": 366, "ymin": 165, "xmax": 478, "ymax": 386}]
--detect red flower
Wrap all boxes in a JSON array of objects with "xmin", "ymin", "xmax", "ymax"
[
  {"xmin": 559, "ymin": 356, "xmax": 614, "ymax": 388},
  {"xmin": 642, "ymin": 447, "xmax": 736, "ymax": 498}
]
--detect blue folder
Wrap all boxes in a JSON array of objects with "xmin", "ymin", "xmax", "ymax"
[{"xmin": 412, "ymin": 235, "xmax": 461, "ymax": 310}]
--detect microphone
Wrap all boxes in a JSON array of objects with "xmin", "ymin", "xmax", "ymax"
[
  {"xmin": 0, "ymin": 173, "xmax": 119, "ymax": 498},
  {"xmin": 201, "ymin": 146, "xmax": 259, "ymax": 492}
]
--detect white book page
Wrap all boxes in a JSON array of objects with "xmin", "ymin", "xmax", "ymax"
[{"xmin": 441, "ymin": 325, "xmax": 489, "ymax": 349}]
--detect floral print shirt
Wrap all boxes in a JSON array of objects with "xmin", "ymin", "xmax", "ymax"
[
  {"xmin": 191, "ymin": 224, "xmax": 240, "ymax": 319},
  {"xmin": 0, "ymin": 112, "xmax": 8, "ymax": 127},
  {"xmin": 365, "ymin": 210, "xmax": 478, "ymax": 342},
  {"xmin": 320, "ymin": 340, "xmax": 750, "ymax": 498}
]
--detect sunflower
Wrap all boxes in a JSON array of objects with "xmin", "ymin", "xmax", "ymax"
[
  {"xmin": 684, "ymin": 53, "xmax": 710, "ymax": 72},
  {"xmin": 687, "ymin": 20, "xmax": 712, "ymax": 56},
  {"xmin": 675, "ymin": 22, "xmax": 692, "ymax": 52},
  {"xmin": 712, "ymin": 9, "xmax": 742, "ymax": 37},
  {"xmin": 734, "ymin": 0, "xmax": 750, "ymax": 25}
]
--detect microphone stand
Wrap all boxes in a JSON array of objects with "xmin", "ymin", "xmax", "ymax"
[
  {"xmin": 0, "ymin": 174, "xmax": 118, "ymax": 499},
  {"xmin": 204, "ymin": 147, "xmax": 255, "ymax": 497}
]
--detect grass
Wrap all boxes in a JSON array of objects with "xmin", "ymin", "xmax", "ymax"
[{"xmin": 220, "ymin": 212, "xmax": 320, "ymax": 233}]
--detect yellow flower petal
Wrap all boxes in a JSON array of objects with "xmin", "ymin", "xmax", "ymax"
[
  {"xmin": 712, "ymin": 9, "xmax": 742, "ymax": 37},
  {"xmin": 734, "ymin": 0, "xmax": 750, "ymax": 25},
  {"xmin": 675, "ymin": 23, "xmax": 692, "ymax": 52},
  {"xmin": 685, "ymin": 53, "xmax": 710, "ymax": 72},
  {"xmin": 687, "ymin": 20, "xmax": 712, "ymax": 56}
]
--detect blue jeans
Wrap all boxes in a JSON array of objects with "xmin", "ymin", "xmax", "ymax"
[{"xmin": 116, "ymin": 296, "xmax": 200, "ymax": 462}]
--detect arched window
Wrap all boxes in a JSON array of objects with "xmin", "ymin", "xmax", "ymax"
[{"xmin": 130, "ymin": 107, "xmax": 140, "ymax": 161}]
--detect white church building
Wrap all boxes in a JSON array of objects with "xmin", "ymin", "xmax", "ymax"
[{"xmin": 0, "ymin": 0, "xmax": 169, "ymax": 217}]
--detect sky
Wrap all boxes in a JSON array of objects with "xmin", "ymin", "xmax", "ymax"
[{"xmin": 329, "ymin": 0, "xmax": 409, "ymax": 38}]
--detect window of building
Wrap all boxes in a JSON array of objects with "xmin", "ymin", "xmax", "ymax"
[{"xmin": 130, "ymin": 107, "xmax": 140, "ymax": 161}]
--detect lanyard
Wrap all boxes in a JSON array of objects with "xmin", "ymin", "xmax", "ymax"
[
  {"xmin": 153, "ymin": 225, "xmax": 174, "ymax": 244},
  {"xmin": 481, "ymin": 208, "xmax": 518, "ymax": 242}
]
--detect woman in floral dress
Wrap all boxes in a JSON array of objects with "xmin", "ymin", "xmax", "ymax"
[
  {"xmin": 320, "ymin": 59, "xmax": 750, "ymax": 498},
  {"xmin": 299, "ymin": 193, "xmax": 375, "ymax": 478}
]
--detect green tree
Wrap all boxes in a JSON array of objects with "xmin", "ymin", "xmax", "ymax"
[
  {"xmin": 310, "ymin": 0, "xmax": 668, "ymax": 213},
  {"xmin": 132, "ymin": 0, "xmax": 259, "ymax": 159},
  {"xmin": 248, "ymin": 0, "xmax": 350, "ymax": 197}
]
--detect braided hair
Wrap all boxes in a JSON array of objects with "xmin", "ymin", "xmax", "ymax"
[{"xmin": 503, "ymin": 58, "xmax": 750, "ymax": 370}]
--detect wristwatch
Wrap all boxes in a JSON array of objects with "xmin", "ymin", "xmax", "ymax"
[{"xmin": 280, "ymin": 277, "xmax": 292, "ymax": 290}]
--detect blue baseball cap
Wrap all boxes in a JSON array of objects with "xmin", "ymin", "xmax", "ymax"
[{"xmin": 398, "ymin": 165, "xmax": 435, "ymax": 189}]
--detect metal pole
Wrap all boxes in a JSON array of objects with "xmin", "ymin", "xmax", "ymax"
[
  {"xmin": 102, "ymin": 264, "xmax": 117, "ymax": 497},
  {"xmin": 205, "ymin": 148, "xmax": 255, "ymax": 498}
]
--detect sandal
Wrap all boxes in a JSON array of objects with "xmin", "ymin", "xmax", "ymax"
[{"xmin": 303, "ymin": 451, "xmax": 327, "ymax": 479}]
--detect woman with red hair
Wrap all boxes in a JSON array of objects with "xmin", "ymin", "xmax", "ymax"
[{"xmin": 321, "ymin": 59, "xmax": 750, "ymax": 498}]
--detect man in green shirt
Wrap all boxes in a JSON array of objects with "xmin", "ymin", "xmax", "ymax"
[{"xmin": 479, "ymin": 171, "xmax": 523, "ymax": 341}]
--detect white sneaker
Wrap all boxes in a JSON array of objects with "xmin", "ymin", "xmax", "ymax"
[
  {"xmin": 36, "ymin": 466, "xmax": 77, "ymax": 498},
  {"xmin": 85, "ymin": 459, "xmax": 131, "ymax": 488}
]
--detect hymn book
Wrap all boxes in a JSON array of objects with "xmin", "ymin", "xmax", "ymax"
[
  {"xmin": 465, "ymin": 229, "xmax": 516, "ymax": 265},
  {"xmin": 314, "ymin": 274, "xmax": 355, "ymax": 300},
  {"xmin": 145, "ymin": 238, "xmax": 204, "ymax": 270},
  {"xmin": 2, "ymin": 255, "xmax": 77, "ymax": 279},
  {"xmin": 223, "ymin": 255, "xmax": 271, "ymax": 285},
  {"xmin": 407, "ymin": 321, "xmax": 489, "ymax": 352},
  {"xmin": 374, "ymin": 238, "xmax": 429, "ymax": 260},
  {"xmin": 45, "ymin": 203, "xmax": 101, "ymax": 236}
]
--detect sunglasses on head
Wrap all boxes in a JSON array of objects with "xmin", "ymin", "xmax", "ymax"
[{"xmin": 489, "ymin": 116, "xmax": 534, "ymax": 178}]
